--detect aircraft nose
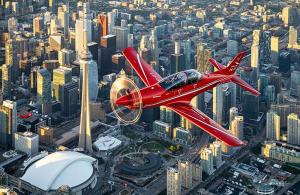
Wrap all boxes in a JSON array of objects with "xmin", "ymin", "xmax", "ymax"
[{"xmin": 115, "ymin": 95, "xmax": 132, "ymax": 106}]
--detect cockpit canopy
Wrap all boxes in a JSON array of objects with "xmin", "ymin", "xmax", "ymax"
[{"xmin": 159, "ymin": 69, "xmax": 202, "ymax": 91}]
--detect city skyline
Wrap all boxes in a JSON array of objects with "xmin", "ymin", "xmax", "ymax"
[{"xmin": 0, "ymin": 0, "xmax": 299, "ymax": 194}]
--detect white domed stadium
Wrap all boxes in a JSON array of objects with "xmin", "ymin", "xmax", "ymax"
[{"xmin": 21, "ymin": 151, "xmax": 98, "ymax": 194}]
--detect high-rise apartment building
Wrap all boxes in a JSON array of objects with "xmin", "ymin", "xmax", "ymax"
[
  {"xmin": 287, "ymin": 113, "xmax": 300, "ymax": 145},
  {"xmin": 167, "ymin": 167, "xmax": 181, "ymax": 195},
  {"xmin": 33, "ymin": 15, "xmax": 44, "ymax": 36},
  {"xmin": 53, "ymin": 67, "xmax": 72, "ymax": 102},
  {"xmin": 57, "ymin": 5, "xmax": 69, "ymax": 38},
  {"xmin": 2, "ymin": 64, "xmax": 11, "ymax": 99},
  {"xmin": 178, "ymin": 160, "xmax": 193, "ymax": 189},
  {"xmin": 231, "ymin": 116, "xmax": 244, "ymax": 140},
  {"xmin": 291, "ymin": 71, "xmax": 300, "ymax": 97},
  {"xmin": 266, "ymin": 111, "xmax": 280, "ymax": 141},
  {"xmin": 251, "ymin": 44, "xmax": 260, "ymax": 70},
  {"xmin": 113, "ymin": 26, "xmax": 128, "ymax": 51},
  {"xmin": 288, "ymin": 26, "xmax": 300, "ymax": 49},
  {"xmin": 271, "ymin": 36, "xmax": 279, "ymax": 66},
  {"xmin": 282, "ymin": 7, "xmax": 299, "ymax": 26},
  {"xmin": 37, "ymin": 69, "xmax": 52, "ymax": 114},
  {"xmin": 5, "ymin": 39, "xmax": 18, "ymax": 81},
  {"xmin": 196, "ymin": 43, "xmax": 213, "ymax": 73},
  {"xmin": 61, "ymin": 82, "xmax": 79, "ymax": 118},
  {"xmin": 97, "ymin": 13, "xmax": 108, "ymax": 38},
  {"xmin": 209, "ymin": 141, "xmax": 223, "ymax": 168},
  {"xmin": 0, "ymin": 100, "xmax": 17, "ymax": 149},
  {"xmin": 200, "ymin": 148, "xmax": 214, "ymax": 175}
]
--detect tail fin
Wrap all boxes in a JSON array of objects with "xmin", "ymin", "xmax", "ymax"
[
  {"xmin": 216, "ymin": 51, "xmax": 246, "ymax": 75},
  {"xmin": 208, "ymin": 51, "xmax": 259, "ymax": 96}
]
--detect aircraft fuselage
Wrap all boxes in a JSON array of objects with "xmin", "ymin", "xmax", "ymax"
[{"xmin": 139, "ymin": 72, "xmax": 233, "ymax": 109}]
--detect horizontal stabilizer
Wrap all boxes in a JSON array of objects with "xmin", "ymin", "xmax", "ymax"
[{"xmin": 231, "ymin": 75, "xmax": 260, "ymax": 96}]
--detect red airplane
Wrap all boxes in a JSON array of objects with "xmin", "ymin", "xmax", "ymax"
[{"xmin": 116, "ymin": 47, "xmax": 260, "ymax": 146}]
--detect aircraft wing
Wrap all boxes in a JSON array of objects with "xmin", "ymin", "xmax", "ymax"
[
  {"xmin": 123, "ymin": 47, "xmax": 162, "ymax": 86},
  {"xmin": 166, "ymin": 102, "xmax": 245, "ymax": 146}
]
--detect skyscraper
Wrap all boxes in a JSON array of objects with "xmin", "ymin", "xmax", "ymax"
[
  {"xmin": 192, "ymin": 163, "xmax": 202, "ymax": 182},
  {"xmin": 61, "ymin": 82, "xmax": 79, "ymax": 118},
  {"xmin": 288, "ymin": 26, "xmax": 299, "ymax": 49},
  {"xmin": 5, "ymin": 39, "xmax": 18, "ymax": 81},
  {"xmin": 282, "ymin": 7, "xmax": 299, "ymax": 26},
  {"xmin": 160, "ymin": 106, "xmax": 175, "ymax": 125},
  {"xmin": 183, "ymin": 39, "xmax": 191, "ymax": 69},
  {"xmin": 252, "ymin": 29, "xmax": 261, "ymax": 45},
  {"xmin": 37, "ymin": 69, "xmax": 52, "ymax": 114},
  {"xmin": 0, "ymin": 100, "xmax": 17, "ymax": 149},
  {"xmin": 33, "ymin": 15, "xmax": 44, "ymax": 36},
  {"xmin": 97, "ymin": 13, "xmax": 108, "ymax": 39},
  {"xmin": 75, "ymin": 1, "xmax": 92, "ymax": 56},
  {"xmin": 149, "ymin": 29, "xmax": 159, "ymax": 65},
  {"xmin": 57, "ymin": 4, "xmax": 69, "ymax": 38},
  {"xmin": 200, "ymin": 148, "xmax": 214, "ymax": 175},
  {"xmin": 78, "ymin": 30, "xmax": 93, "ymax": 152},
  {"xmin": 258, "ymin": 74, "xmax": 269, "ymax": 100},
  {"xmin": 79, "ymin": 51, "xmax": 98, "ymax": 102},
  {"xmin": 287, "ymin": 113, "xmax": 300, "ymax": 145},
  {"xmin": 213, "ymin": 84, "xmax": 223, "ymax": 124},
  {"xmin": 266, "ymin": 111, "xmax": 280, "ymax": 141},
  {"xmin": 113, "ymin": 26, "xmax": 128, "ymax": 51},
  {"xmin": 167, "ymin": 167, "xmax": 181, "ymax": 195},
  {"xmin": 53, "ymin": 67, "xmax": 72, "ymax": 101},
  {"xmin": 270, "ymin": 104, "xmax": 300, "ymax": 128},
  {"xmin": 229, "ymin": 107, "xmax": 239, "ymax": 128},
  {"xmin": 8, "ymin": 17, "xmax": 18, "ymax": 32},
  {"xmin": 99, "ymin": 35, "xmax": 116, "ymax": 77},
  {"xmin": 181, "ymin": 96, "xmax": 198, "ymax": 130},
  {"xmin": 170, "ymin": 41, "xmax": 186, "ymax": 74},
  {"xmin": 58, "ymin": 48, "xmax": 76, "ymax": 66},
  {"xmin": 0, "ymin": 91, "xmax": 3, "ymax": 105},
  {"xmin": 291, "ymin": 71, "xmax": 300, "ymax": 97},
  {"xmin": 227, "ymin": 40, "xmax": 238, "ymax": 57},
  {"xmin": 196, "ymin": 43, "xmax": 213, "ymax": 73},
  {"xmin": 269, "ymin": 72, "xmax": 281, "ymax": 95},
  {"xmin": 266, "ymin": 85, "xmax": 275, "ymax": 103},
  {"xmin": 49, "ymin": 0, "xmax": 56, "ymax": 13},
  {"xmin": 242, "ymin": 91, "xmax": 259, "ymax": 120},
  {"xmin": 213, "ymin": 84, "xmax": 231, "ymax": 126},
  {"xmin": 209, "ymin": 141, "xmax": 223, "ymax": 168},
  {"xmin": 1, "ymin": 64, "xmax": 11, "ymax": 99},
  {"xmin": 231, "ymin": 116, "xmax": 244, "ymax": 140},
  {"xmin": 178, "ymin": 160, "xmax": 193, "ymax": 189},
  {"xmin": 271, "ymin": 36, "xmax": 279, "ymax": 66},
  {"xmin": 107, "ymin": 11, "xmax": 115, "ymax": 34},
  {"xmin": 251, "ymin": 44, "xmax": 260, "ymax": 70}
]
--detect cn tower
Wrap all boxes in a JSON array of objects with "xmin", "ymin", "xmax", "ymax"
[{"xmin": 78, "ymin": 28, "xmax": 93, "ymax": 152}]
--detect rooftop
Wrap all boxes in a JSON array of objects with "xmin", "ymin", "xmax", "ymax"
[
  {"xmin": 93, "ymin": 136, "xmax": 122, "ymax": 151},
  {"xmin": 21, "ymin": 151, "xmax": 97, "ymax": 191}
]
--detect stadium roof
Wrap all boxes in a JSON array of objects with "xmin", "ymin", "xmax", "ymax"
[
  {"xmin": 93, "ymin": 136, "xmax": 122, "ymax": 151},
  {"xmin": 21, "ymin": 151, "xmax": 96, "ymax": 191}
]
